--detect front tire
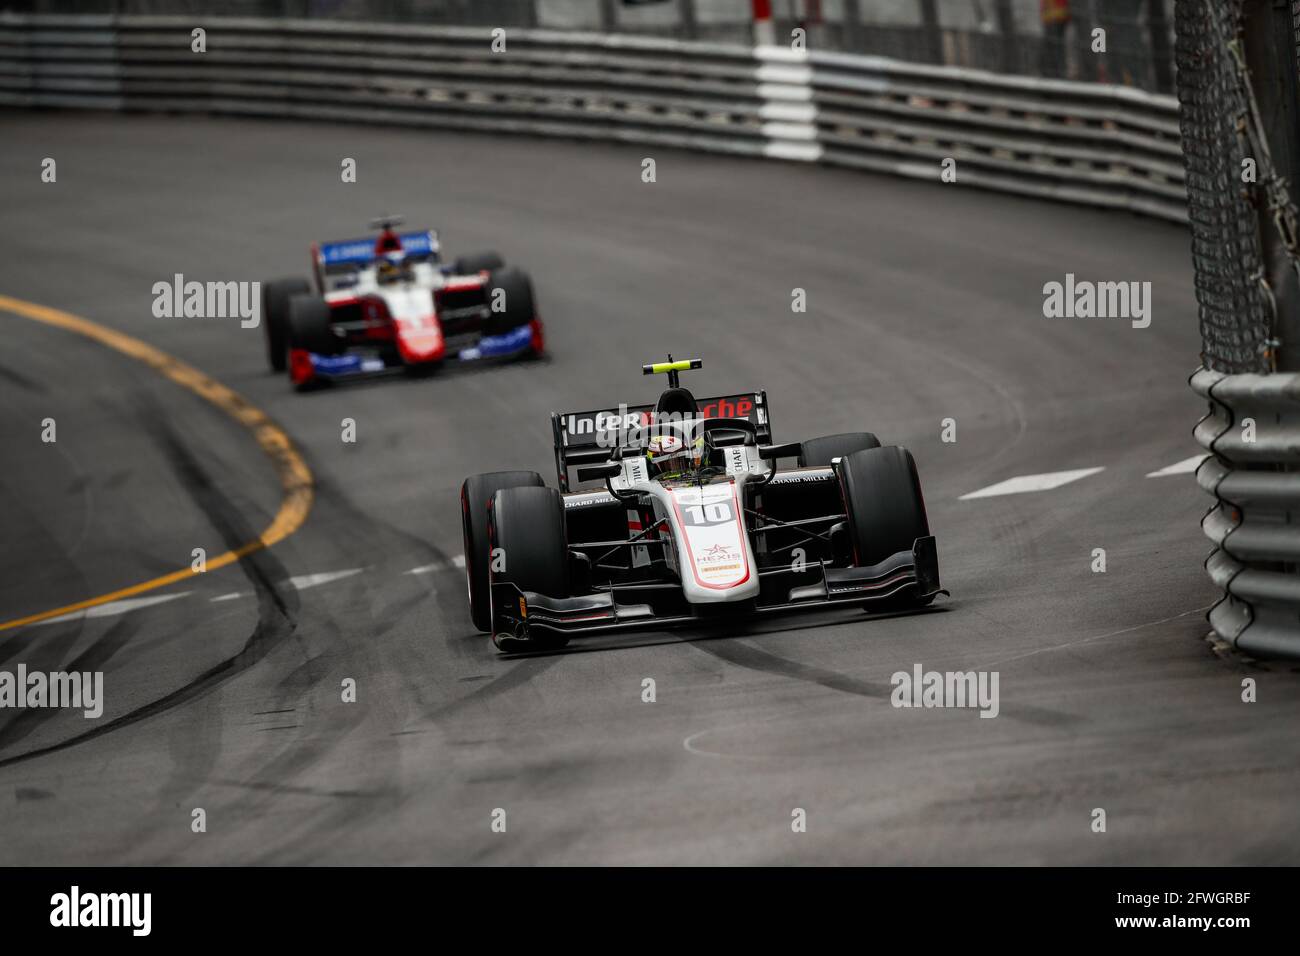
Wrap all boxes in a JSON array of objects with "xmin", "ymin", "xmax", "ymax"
[
  {"xmin": 287, "ymin": 294, "xmax": 339, "ymax": 356},
  {"xmin": 838, "ymin": 446, "xmax": 929, "ymax": 568},
  {"xmin": 453, "ymin": 251, "xmax": 505, "ymax": 275},
  {"xmin": 799, "ymin": 432, "xmax": 881, "ymax": 467},
  {"xmin": 263, "ymin": 277, "xmax": 310, "ymax": 372},
  {"xmin": 484, "ymin": 266, "xmax": 536, "ymax": 337},
  {"xmin": 460, "ymin": 470, "xmax": 544, "ymax": 632},
  {"xmin": 489, "ymin": 485, "xmax": 571, "ymax": 649}
]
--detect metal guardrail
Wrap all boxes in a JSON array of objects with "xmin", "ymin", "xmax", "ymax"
[
  {"xmin": 808, "ymin": 51, "xmax": 1186, "ymax": 221},
  {"xmin": 1193, "ymin": 367, "xmax": 1300, "ymax": 659},
  {"xmin": 0, "ymin": 13, "xmax": 1188, "ymax": 223}
]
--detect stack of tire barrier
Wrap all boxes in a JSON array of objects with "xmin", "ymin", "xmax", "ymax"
[
  {"xmin": 0, "ymin": 13, "xmax": 1188, "ymax": 223},
  {"xmin": 1193, "ymin": 369, "xmax": 1300, "ymax": 659}
]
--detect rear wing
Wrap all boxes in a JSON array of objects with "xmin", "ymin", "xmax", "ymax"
[
  {"xmin": 551, "ymin": 391, "xmax": 771, "ymax": 491},
  {"xmin": 311, "ymin": 230, "xmax": 440, "ymax": 291}
]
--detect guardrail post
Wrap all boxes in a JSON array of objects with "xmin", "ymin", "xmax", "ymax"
[
  {"xmin": 1147, "ymin": 0, "xmax": 1174, "ymax": 93},
  {"xmin": 994, "ymin": 0, "xmax": 1018, "ymax": 73},
  {"xmin": 600, "ymin": 0, "xmax": 617, "ymax": 33},
  {"xmin": 841, "ymin": 0, "xmax": 862, "ymax": 52},
  {"xmin": 1072, "ymin": 2, "xmax": 1097, "ymax": 81},
  {"xmin": 751, "ymin": 0, "xmax": 776, "ymax": 46},
  {"xmin": 680, "ymin": 0, "xmax": 697, "ymax": 40},
  {"xmin": 917, "ymin": 0, "xmax": 942, "ymax": 64}
]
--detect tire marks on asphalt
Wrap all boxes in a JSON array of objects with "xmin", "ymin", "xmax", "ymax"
[{"xmin": 0, "ymin": 293, "xmax": 313, "ymax": 632}]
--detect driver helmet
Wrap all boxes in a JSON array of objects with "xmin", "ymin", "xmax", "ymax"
[
  {"xmin": 376, "ymin": 251, "xmax": 406, "ymax": 285},
  {"xmin": 646, "ymin": 432, "xmax": 703, "ymax": 477}
]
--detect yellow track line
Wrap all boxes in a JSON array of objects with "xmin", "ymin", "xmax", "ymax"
[{"xmin": 0, "ymin": 293, "xmax": 313, "ymax": 632}]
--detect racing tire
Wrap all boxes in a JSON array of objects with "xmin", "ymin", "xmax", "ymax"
[
  {"xmin": 839, "ymin": 446, "xmax": 929, "ymax": 570},
  {"xmin": 460, "ymin": 470, "xmax": 544, "ymax": 633},
  {"xmin": 799, "ymin": 432, "xmax": 881, "ymax": 467},
  {"xmin": 484, "ymin": 266, "xmax": 536, "ymax": 338},
  {"xmin": 287, "ymin": 294, "xmax": 340, "ymax": 357},
  {"xmin": 263, "ymin": 277, "xmax": 310, "ymax": 372},
  {"xmin": 453, "ymin": 251, "xmax": 505, "ymax": 275},
  {"xmin": 489, "ymin": 485, "xmax": 571, "ymax": 649}
]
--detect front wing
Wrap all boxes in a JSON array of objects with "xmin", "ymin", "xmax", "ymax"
[
  {"xmin": 290, "ymin": 323, "xmax": 537, "ymax": 384},
  {"xmin": 489, "ymin": 535, "xmax": 944, "ymax": 648}
]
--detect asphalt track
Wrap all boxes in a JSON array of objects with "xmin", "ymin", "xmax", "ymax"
[{"xmin": 1, "ymin": 111, "xmax": 1298, "ymax": 865}]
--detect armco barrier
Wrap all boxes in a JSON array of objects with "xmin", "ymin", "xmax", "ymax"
[
  {"xmin": 0, "ymin": 14, "xmax": 1188, "ymax": 223},
  {"xmin": 1193, "ymin": 367, "xmax": 1300, "ymax": 659}
]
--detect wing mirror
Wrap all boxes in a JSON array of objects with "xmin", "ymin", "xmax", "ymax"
[
  {"xmin": 576, "ymin": 462, "xmax": 621, "ymax": 483},
  {"xmin": 757, "ymin": 442, "xmax": 802, "ymax": 460},
  {"xmin": 755, "ymin": 442, "xmax": 802, "ymax": 487},
  {"xmin": 709, "ymin": 431, "xmax": 749, "ymax": 449}
]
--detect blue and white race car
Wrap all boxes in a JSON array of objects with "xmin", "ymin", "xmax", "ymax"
[{"xmin": 261, "ymin": 216, "xmax": 544, "ymax": 389}]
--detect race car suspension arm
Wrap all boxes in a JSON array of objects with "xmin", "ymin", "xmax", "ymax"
[
  {"xmin": 745, "ymin": 510, "xmax": 844, "ymax": 555},
  {"xmin": 584, "ymin": 517, "xmax": 671, "ymax": 570}
]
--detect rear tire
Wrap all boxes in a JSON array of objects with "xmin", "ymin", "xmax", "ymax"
[
  {"xmin": 839, "ymin": 446, "xmax": 929, "ymax": 568},
  {"xmin": 799, "ymin": 432, "xmax": 881, "ymax": 467},
  {"xmin": 453, "ymin": 251, "xmax": 504, "ymax": 275},
  {"xmin": 460, "ymin": 470, "xmax": 544, "ymax": 632},
  {"xmin": 490, "ymin": 485, "xmax": 571, "ymax": 649},
  {"xmin": 287, "ymin": 294, "xmax": 339, "ymax": 356},
  {"xmin": 263, "ymin": 277, "xmax": 310, "ymax": 372},
  {"xmin": 484, "ymin": 266, "xmax": 536, "ymax": 337}
]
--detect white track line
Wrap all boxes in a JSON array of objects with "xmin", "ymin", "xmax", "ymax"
[
  {"xmin": 288, "ymin": 569, "xmax": 363, "ymax": 591},
  {"xmin": 1146, "ymin": 455, "xmax": 1207, "ymax": 478},
  {"xmin": 959, "ymin": 467, "xmax": 1104, "ymax": 500},
  {"xmin": 42, "ymin": 568, "xmax": 366, "ymax": 621},
  {"xmin": 406, "ymin": 555, "xmax": 465, "ymax": 575},
  {"xmin": 34, "ymin": 592, "xmax": 190, "ymax": 626}
]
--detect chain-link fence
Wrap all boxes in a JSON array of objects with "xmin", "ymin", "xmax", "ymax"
[
  {"xmin": 1173, "ymin": 0, "xmax": 1300, "ymax": 373},
  {"xmin": 2, "ymin": 1, "xmax": 1179, "ymax": 92},
  {"xmin": 1175, "ymin": 0, "xmax": 1270, "ymax": 372}
]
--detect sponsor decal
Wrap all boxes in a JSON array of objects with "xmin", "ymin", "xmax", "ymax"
[
  {"xmin": 695, "ymin": 542, "xmax": 743, "ymax": 580},
  {"xmin": 670, "ymin": 482, "xmax": 750, "ymax": 590},
  {"xmin": 697, "ymin": 396, "xmax": 754, "ymax": 420},
  {"xmin": 318, "ymin": 230, "xmax": 438, "ymax": 266},
  {"xmin": 563, "ymin": 491, "xmax": 619, "ymax": 509},
  {"xmin": 724, "ymin": 445, "xmax": 749, "ymax": 475},
  {"xmin": 312, "ymin": 354, "xmax": 364, "ymax": 374},
  {"xmin": 767, "ymin": 470, "xmax": 834, "ymax": 484},
  {"xmin": 563, "ymin": 394, "xmax": 764, "ymax": 449}
]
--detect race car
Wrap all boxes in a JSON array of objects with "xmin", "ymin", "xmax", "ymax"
[
  {"xmin": 460, "ymin": 358, "xmax": 945, "ymax": 652},
  {"xmin": 261, "ymin": 216, "xmax": 543, "ymax": 389}
]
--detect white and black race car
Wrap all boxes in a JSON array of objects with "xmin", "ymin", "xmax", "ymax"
[{"xmin": 460, "ymin": 359, "xmax": 944, "ymax": 652}]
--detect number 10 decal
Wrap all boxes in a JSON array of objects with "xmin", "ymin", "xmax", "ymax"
[{"xmin": 683, "ymin": 502, "xmax": 734, "ymax": 526}]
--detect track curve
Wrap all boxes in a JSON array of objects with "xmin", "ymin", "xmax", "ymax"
[{"xmin": 1, "ymin": 110, "xmax": 1298, "ymax": 864}]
